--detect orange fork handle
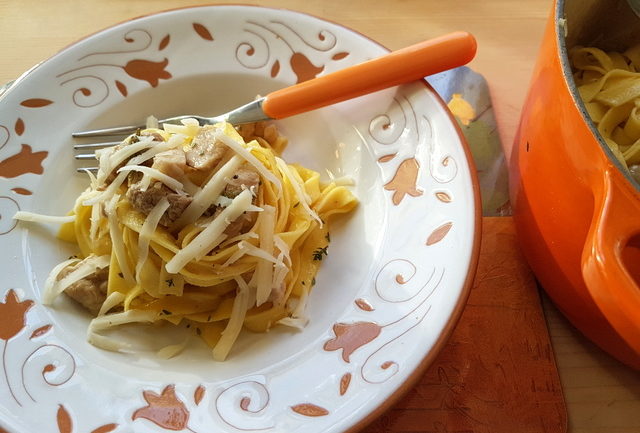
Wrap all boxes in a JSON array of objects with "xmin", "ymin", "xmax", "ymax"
[{"xmin": 261, "ymin": 31, "xmax": 477, "ymax": 119}]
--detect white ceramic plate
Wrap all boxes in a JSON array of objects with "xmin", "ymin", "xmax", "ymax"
[{"xmin": 0, "ymin": 6, "xmax": 480, "ymax": 433}]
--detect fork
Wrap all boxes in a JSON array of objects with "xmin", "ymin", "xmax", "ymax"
[{"xmin": 73, "ymin": 31, "xmax": 476, "ymax": 165}]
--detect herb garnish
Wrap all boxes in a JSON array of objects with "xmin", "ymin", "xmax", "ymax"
[{"xmin": 312, "ymin": 246, "xmax": 328, "ymax": 261}]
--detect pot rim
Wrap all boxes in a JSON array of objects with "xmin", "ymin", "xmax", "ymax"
[{"xmin": 556, "ymin": 0, "xmax": 640, "ymax": 192}]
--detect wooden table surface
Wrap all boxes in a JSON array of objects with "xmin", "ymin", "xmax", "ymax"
[{"xmin": 1, "ymin": 1, "xmax": 639, "ymax": 432}]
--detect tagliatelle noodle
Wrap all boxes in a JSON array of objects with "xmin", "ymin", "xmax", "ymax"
[{"xmin": 571, "ymin": 44, "xmax": 640, "ymax": 182}]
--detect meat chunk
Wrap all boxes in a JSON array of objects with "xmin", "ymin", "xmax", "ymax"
[
  {"xmin": 59, "ymin": 258, "xmax": 108, "ymax": 315},
  {"xmin": 223, "ymin": 167, "xmax": 260, "ymax": 198},
  {"xmin": 140, "ymin": 131, "xmax": 166, "ymax": 142},
  {"xmin": 225, "ymin": 211, "xmax": 258, "ymax": 238},
  {"xmin": 152, "ymin": 149, "xmax": 187, "ymax": 180},
  {"xmin": 185, "ymin": 126, "xmax": 228, "ymax": 172},
  {"xmin": 127, "ymin": 181, "xmax": 193, "ymax": 226},
  {"xmin": 206, "ymin": 206, "xmax": 257, "ymax": 239}
]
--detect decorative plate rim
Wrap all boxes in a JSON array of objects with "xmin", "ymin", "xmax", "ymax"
[{"xmin": 0, "ymin": 5, "xmax": 482, "ymax": 432}]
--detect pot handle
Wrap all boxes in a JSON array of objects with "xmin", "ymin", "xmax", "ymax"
[{"xmin": 582, "ymin": 166, "xmax": 640, "ymax": 352}]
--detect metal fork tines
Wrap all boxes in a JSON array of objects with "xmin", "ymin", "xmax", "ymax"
[
  {"xmin": 71, "ymin": 99, "xmax": 270, "ymax": 173},
  {"xmin": 73, "ymin": 141, "xmax": 119, "ymax": 172},
  {"xmin": 72, "ymin": 98, "xmax": 269, "ymax": 138},
  {"xmin": 71, "ymin": 115, "xmax": 205, "ymax": 138}
]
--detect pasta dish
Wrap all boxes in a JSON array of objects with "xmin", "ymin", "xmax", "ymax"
[
  {"xmin": 16, "ymin": 120, "xmax": 357, "ymax": 360},
  {"xmin": 570, "ymin": 44, "xmax": 640, "ymax": 183}
]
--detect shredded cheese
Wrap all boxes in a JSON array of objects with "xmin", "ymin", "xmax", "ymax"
[
  {"xmin": 157, "ymin": 337, "xmax": 190, "ymax": 359},
  {"xmin": 88, "ymin": 140, "xmax": 178, "ymax": 207},
  {"xmin": 291, "ymin": 288, "xmax": 310, "ymax": 321},
  {"xmin": 13, "ymin": 212, "xmax": 76, "ymax": 224},
  {"xmin": 89, "ymin": 202, "xmax": 102, "ymax": 243},
  {"xmin": 42, "ymin": 258, "xmax": 81, "ymax": 304},
  {"xmin": 171, "ymin": 155, "xmax": 244, "ymax": 230},
  {"xmin": 87, "ymin": 332, "xmax": 133, "ymax": 352},
  {"xmin": 135, "ymin": 198, "xmax": 170, "ymax": 280},
  {"xmin": 83, "ymin": 171, "xmax": 128, "ymax": 206},
  {"xmin": 128, "ymin": 141, "xmax": 178, "ymax": 166},
  {"xmin": 215, "ymin": 131, "xmax": 282, "ymax": 191},
  {"xmin": 98, "ymin": 292, "xmax": 125, "ymax": 316},
  {"xmin": 219, "ymin": 232, "xmax": 259, "ymax": 248},
  {"xmin": 165, "ymin": 189, "xmax": 253, "ymax": 273},
  {"xmin": 273, "ymin": 235, "xmax": 292, "ymax": 267},
  {"xmin": 220, "ymin": 242, "xmax": 249, "ymax": 267},
  {"xmin": 146, "ymin": 115, "xmax": 159, "ymax": 129},
  {"xmin": 88, "ymin": 310, "xmax": 159, "ymax": 352},
  {"xmin": 117, "ymin": 165, "xmax": 183, "ymax": 192},
  {"xmin": 89, "ymin": 310, "xmax": 159, "ymax": 331},
  {"xmin": 272, "ymin": 263, "xmax": 288, "ymax": 301},
  {"xmin": 276, "ymin": 316, "xmax": 308, "ymax": 330},
  {"xmin": 97, "ymin": 137, "xmax": 155, "ymax": 184},
  {"xmin": 240, "ymin": 242, "xmax": 278, "ymax": 264},
  {"xmin": 212, "ymin": 276, "xmax": 250, "ymax": 361},
  {"xmin": 163, "ymin": 119, "xmax": 200, "ymax": 137},
  {"xmin": 81, "ymin": 168, "xmax": 99, "ymax": 188},
  {"xmin": 181, "ymin": 177, "xmax": 201, "ymax": 196},
  {"xmin": 42, "ymin": 255, "xmax": 109, "ymax": 305}
]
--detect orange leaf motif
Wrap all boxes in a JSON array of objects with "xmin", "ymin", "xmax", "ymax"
[
  {"xmin": 11, "ymin": 187, "xmax": 32, "ymax": 195},
  {"xmin": 240, "ymin": 397, "xmax": 251, "ymax": 411},
  {"xmin": 383, "ymin": 158, "xmax": 423, "ymax": 205},
  {"xmin": 354, "ymin": 298, "xmax": 374, "ymax": 312},
  {"xmin": 332, "ymin": 52, "xmax": 349, "ymax": 60},
  {"xmin": 132, "ymin": 385, "xmax": 189, "ymax": 431},
  {"xmin": 20, "ymin": 98, "xmax": 53, "ymax": 108},
  {"xmin": 115, "ymin": 80, "xmax": 128, "ymax": 97},
  {"xmin": 270, "ymin": 60, "xmax": 280, "ymax": 78},
  {"xmin": 435, "ymin": 191, "xmax": 452, "ymax": 203},
  {"xmin": 378, "ymin": 153, "xmax": 396, "ymax": 163},
  {"xmin": 340, "ymin": 373, "xmax": 351, "ymax": 396},
  {"xmin": 193, "ymin": 23, "xmax": 214, "ymax": 41},
  {"xmin": 323, "ymin": 322, "xmax": 381, "ymax": 363},
  {"xmin": 123, "ymin": 58, "xmax": 172, "ymax": 88},
  {"xmin": 426, "ymin": 222, "xmax": 453, "ymax": 246},
  {"xmin": 57, "ymin": 405, "xmax": 72, "ymax": 433},
  {"xmin": 290, "ymin": 52, "xmax": 324, "ymax": 83},
  {"xmin": 291, "ymin": 403, "xmax": 329, "ymax": 417},
  {"xmin": 0, "ymin": 144, "xmax": 48, "ymax": 178},
  {"xmin": 0, "ymin": 289, "xmax": 34, "ymax": 341},
  {"xmin": 14, "ymin": 118, "xmax": 25, "ymax": 136},
  {"xmin": 159, "ymin": 34, "xmax": 171, "ymax": 51},
  {"xmin": 381, "ymin": 361, "xmax": 396, "ymax": 369},
  {"xmin": 194, "ymin": 385, "xmax": 205, "ymax": 405},
  {"xmin": 91, "ymin": 424, "xmax": 118, "ymax": 433},
  {"xmin": 30, "ymin": 324, "xmax": 52, "ymax": 339}
]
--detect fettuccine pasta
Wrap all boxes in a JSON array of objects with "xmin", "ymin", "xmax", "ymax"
[
  {"xmin": 22, "ymin": 120, "xmax": 357, "ymax": 360},
  {"xmin": 570, "ymin": 44, "xmax": 640, "ymax": 182}
]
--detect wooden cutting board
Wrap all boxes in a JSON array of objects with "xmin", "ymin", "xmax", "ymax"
[{"xmin": 363, "ymin": 217, "xmax": 567, "ymax": 433}]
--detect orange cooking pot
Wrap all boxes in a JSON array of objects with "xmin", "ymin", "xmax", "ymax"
[{"xmin": 511, "ymin": 0, "xmax": 640, "ymax": 368}]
